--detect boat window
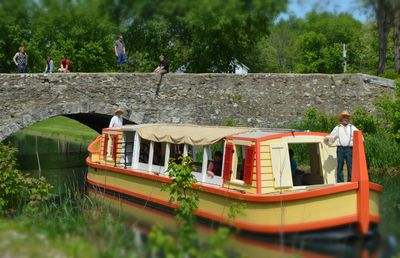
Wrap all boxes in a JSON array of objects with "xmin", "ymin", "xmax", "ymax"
[
  {"xmin": 233, "ymin": 145, "xmax": 245, "ymax": 181},
  {"xmin": 193, "ymin": 146, "xmax": 204, "ymax": 172},
  {"xmin": 152, "ymin": 142, "xmax": 166, "ymax": 166},
  {"xmin": 207, "ymin": 142, "xmax": 224, "ymax": 177},
  {"xmin": 139, "ymin": 139, "xmax": 150, "ymax": 164},
  {"xmin": 106, "ymin": 134, "xmax": 112, "ymax": 158},
  {"xmin": 288, "ymin": 143, "xmax": 324, "ymax": 186},
  {"xmin": 123, "ymin": 132, "xmax": 135, "ymax": 167},
  {"xmin": 170, "ymin": 144, "xmax": 184, "ymax": 161}
]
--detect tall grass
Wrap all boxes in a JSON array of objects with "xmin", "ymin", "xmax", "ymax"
[{"xmin": 10, "ymin": 186, "xmax": 140, "ymax": 258}]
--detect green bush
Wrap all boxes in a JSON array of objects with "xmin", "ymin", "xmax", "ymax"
[
  {"xmin": 292, "ymin": 108, "xmax": 337, "ymax": 132},
  {"xmin": 0, "ymin": 142, "xmax": 52, "ymax": 215},
  {"xmin": 364, "ymin": 134, "xmax": 400, "ymax": 170},
  {"xmin": 351, "ymin": 107, "xmax": 381, "ymax": 135},
  {"xmin": 379, "ymin": 71, "xmax": 400, "ymax": 80},
  {"xmin": 375, "ymin": 82, "xmax": 400, "ymax": 140}
]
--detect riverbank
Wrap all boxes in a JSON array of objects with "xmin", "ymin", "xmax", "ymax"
[{"xmin": 20, "ymin": 116, "xmax": 98, "ymax": 143}]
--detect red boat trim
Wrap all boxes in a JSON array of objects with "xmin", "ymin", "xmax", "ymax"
[
  {"xmin": 370, "ymin": 215, "xmax": 381, "ymax": 223},
  {"xmin": 352, "ymin": 131, "xmax": 370, "ymax": 235},
  {"xmin": 255, "ymin": 132, "xmax": 329, "ymax": 142},
  {"xmin": 103, "ymin": 128, "xmax": 121, "ymax": 133},
  {"xmin": 88, "ymin": 135, "xmax": 102, "ymax": 154},
  {"xmin": 87, "ymin": 157, "xmax": 360, "ymax": 202},
  {"xmin": 227, "ymin": 132, "xmax": 328, "ymax": 142},
  {"xmin": 87, "ymin": 177, "xmax": 368, "ymax": 234},
  {"xmin": 369, "ymin": 182, "xmax": 383, "ymax": 192},
  {"xmin": 256, "ymin": 141, "xmax": 261, "ymax": 194}
]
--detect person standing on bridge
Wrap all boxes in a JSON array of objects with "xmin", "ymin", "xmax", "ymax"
[
  {"xmin": 109, "ymin": 108, "xmax": 124, "ymax": 128},
  {"xmin": 13, "ymin": 46, "xmax": 28, "ymax": 73},
  {"xmin": 324, "ymin": 111, "xmax": 359, "ymax": 183},
  {"xmin": 114, "ymin": 35, "xmax": 127, "ymax": 72}
]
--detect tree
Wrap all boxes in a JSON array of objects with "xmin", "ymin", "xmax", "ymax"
[
  {"xmin": 122, "ymin": 0, "xmax": 288, "ymax": 73},
  {"xmin": 295, "ymin": 12, "xmax": 363, "ymax": 73},
  {"xmin": 361, "ymin": 0, "xmax": 400, "ymax": 74}
]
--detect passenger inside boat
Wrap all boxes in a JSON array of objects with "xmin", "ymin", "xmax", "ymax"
[
  {"xmin": 288, "ymin": 144, "xmax": 324, "ymax": 186},
  {"xmin": 207, "ymin": 151, "xmax": 223, "ymax": 177},
  {"xmin": 289, "ymin": 149, "xmax": 304, "ymax": 186},
  {"xmin": 233, "ymin": 144, "xmax": 245, "ymax": 181}
]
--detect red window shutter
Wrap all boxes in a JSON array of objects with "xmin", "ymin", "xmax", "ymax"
[
  {"xmin": 112, "ymin": 135, "xmax": 119, "ymax": 160},
  {"xmin": 243, "ymin": 145, "xmax": 256, "ymax": 184},
  {"xmin": 223, "ymin": 143, "xmax": 234, "ymax": 180},
  {"xmin": 103, "ymin": 134, "xmax": 109, "ymax": 156}
]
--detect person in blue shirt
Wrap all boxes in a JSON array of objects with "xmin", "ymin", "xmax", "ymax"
[{"xmin": 289, "ymin": 149, "xmax": 304, "ymax": 186}]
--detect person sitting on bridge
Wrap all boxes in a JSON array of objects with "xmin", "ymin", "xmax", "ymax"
[
  {"xmin": 59, "ymin": 55, "xmax": 72, "ymax": 73},
  {"xmin": 154, "ymin": 54, "xmax": 169, "ymax": 86},
  {"xmin": 109, "ymin": 108, "xmax": 124, "ymax": 128}
]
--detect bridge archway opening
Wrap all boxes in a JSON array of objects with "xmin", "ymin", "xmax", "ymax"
[{"xmin": 64, "ymin": 113, "xmax": 136, "ymax": 134}]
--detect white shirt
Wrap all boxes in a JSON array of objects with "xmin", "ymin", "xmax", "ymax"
[
  {"xmin": 326, "ymin": 124, "xmax": 358, "ymax": 147},
  {"xmin": 109, "ymin": 115, "xmax": 123, "ymax": 128}
]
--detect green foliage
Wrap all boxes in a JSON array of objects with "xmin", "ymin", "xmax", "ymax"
[
  {"xmin": 379, "ymin": 71, "xmax": 400, "ymax": 80},
  {"xmin": 295, "ymin": 12, "xmax": 363, "ymax": 73},
  {"xmin": 364, "ymin": 134, "xmax": 400, "ymax": 170},
  {"xmin": 351, "ymin": 107, "xmax": 381, "ymax": 135},
  {"xmin": 0, "ymin": 141, "xmax": 52, "ymax": 214},
  {"xmin": 292, "ymin": 108, "xmax": 337, "ymax": 132},
  {"xmin": 224, "ymin": 118, "xmax": 239, "ymax": 127},
  {"xmin": 375, "ymin": 82, "xmax": 400, "ymax": 140},
  {"xmin": 7, "ymin": 188, "xmax": 140, "ymax": 257},
  {"xmin": 148, "ymin": 156, "xmax": 243, "ymax": 258},
  {"xmin": 227, "ymin": 201, "xmax": 246, "ymax": 222},
  {"xmin": 162, "ymin": 156, "xmax": 199, "ymax": 256},
  {"xmin": 0, "ymin": 0, "xmax": 289, "ymax": 73}
]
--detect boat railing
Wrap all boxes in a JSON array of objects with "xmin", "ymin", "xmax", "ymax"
[{"xmin": 111, "ymin": 140, "xmax": 134, "ymax": 168}]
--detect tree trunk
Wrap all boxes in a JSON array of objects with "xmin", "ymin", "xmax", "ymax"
[
  {"xmin": 394, "ymin": 24, "xmax": 400, "ymax": 74},
  {"xmin": 393, "ymin": 3, "xmax": 400, "ymax": 73},
  {"xmin": 376, "ymin": 0, "xmax": 390, "ymax": 75}
]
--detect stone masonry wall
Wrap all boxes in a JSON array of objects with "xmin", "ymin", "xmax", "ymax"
[{"xmin": 0, "ymin": 73, "xmax": 395, "ymax": 140}]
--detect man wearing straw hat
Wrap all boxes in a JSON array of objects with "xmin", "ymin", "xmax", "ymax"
[
  {"xmin": 109, "ymin": 108, "xmax": 124, "ymax": 128},
  {"xmin": 324, "ymin": 111, "xmax": 359, "ymax": 183}
]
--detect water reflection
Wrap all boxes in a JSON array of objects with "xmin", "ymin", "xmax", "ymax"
[{"xmin": 6, "ymin": 133, "xmax": 88, "ymax": 193}]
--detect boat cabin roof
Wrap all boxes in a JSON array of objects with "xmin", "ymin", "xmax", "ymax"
[{"xmin": 106, "ymin": 124, "xmax": 301, "ymax": 146}]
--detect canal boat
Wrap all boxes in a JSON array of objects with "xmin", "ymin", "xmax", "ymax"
[{"xmin": 86, "ymin": 124, "xmax": 382, "ymax": 238}]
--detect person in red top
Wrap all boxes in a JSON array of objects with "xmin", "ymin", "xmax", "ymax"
[{"xmin": 59, "ymin": 55, "xmax": 72, "ymax": 72}]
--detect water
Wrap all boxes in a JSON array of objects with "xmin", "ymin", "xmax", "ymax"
[
  {"xmin": 6, "ymin": 133, "xmax": 88, "ymax": 194},
  {"xmin": 5, "ymin": 132, "xmax": 400, "ymax": 257}
]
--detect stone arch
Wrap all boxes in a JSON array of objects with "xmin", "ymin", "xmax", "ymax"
[{"xmin": 1, "ymin": 101, "xmax": 140, "ymax": 140}]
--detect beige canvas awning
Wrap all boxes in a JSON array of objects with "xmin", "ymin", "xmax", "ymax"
[{"xmin": 136, "ymin": 124, "xmax": 255, "ymax": 146}]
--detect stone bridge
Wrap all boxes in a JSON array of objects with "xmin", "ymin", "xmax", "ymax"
[{"xmin": 0, "ymin": 73, "xmax": 395, "ymax": 140}]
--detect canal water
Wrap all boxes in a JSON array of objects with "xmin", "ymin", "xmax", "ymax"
[{"xmin": 5, "ymin": 133, "xmax": 400, "ymax": 258}]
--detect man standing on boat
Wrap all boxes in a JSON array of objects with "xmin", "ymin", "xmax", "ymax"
[
  {"xmin": 324, "ymin": 111, "xmax": 359, "ymax": 183},
  {"xmin": 109, "ymin": 108, "xmax": 124, "ymax": 128}
]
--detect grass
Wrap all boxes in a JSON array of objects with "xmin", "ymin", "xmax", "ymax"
[
  {"xmin": 20, "ymin": 116, "xmax": 99, "ymax": 143},
  {"xmin": 0, "ymin": 218, "xmax": 97, "ymax": 258},
  {"xmin": 0, "ymin": 189, "xmax": 141, "ymax": 258}
]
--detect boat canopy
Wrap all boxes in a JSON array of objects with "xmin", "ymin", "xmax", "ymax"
[{"xmin": 136, "ymin": 124, "xmax": 255, "ymax": 145}]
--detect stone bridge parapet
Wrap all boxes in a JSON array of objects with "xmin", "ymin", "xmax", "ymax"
[{"xmin": 0, "ymin": 73, "xmax": 394, "ymax": 140}]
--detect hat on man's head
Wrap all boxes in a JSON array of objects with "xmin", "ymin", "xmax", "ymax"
[
  {"xmin": 115, "ymin": 108, "xmax": 124, "ymax": 115},
  {"xmin": 338, "ymin": 110, "xmax": 351, "ymax": 120}
]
